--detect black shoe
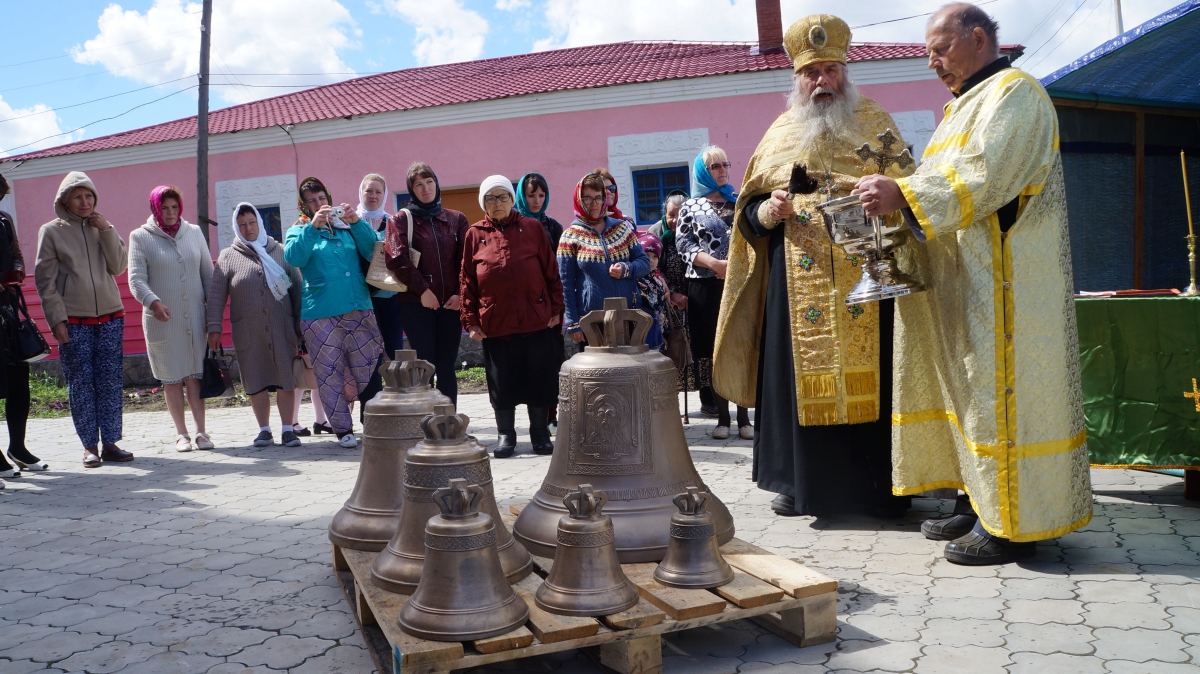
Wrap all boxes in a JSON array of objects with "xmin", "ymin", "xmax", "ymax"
[
  {"xmin": 528, "ymin": 407, "xmax": 554, "ymax": 455},
  {"xmin": 771, "ymin": 494, "xmax": 801, "ymax": 517},
  {"xmin": 312, "ymin": 422, "xmax": 334, "ymax": 435},
  {"xmin": 100, "ymin": 444, "xmax": 134, "ymax": 462},
  {"xmin": 921, "ymin": 494, "xmax": 978, "ymax": 541},
  {"xmin": 870, "ymin": 496, "xmax": 912, "ymax": 519},
  {"xmin": 944, "ymin": 522, "xmax": 1036, "ymax": 566},
  {"xmin": 291, "ymin": 424, "xmax": 311, "ymax": 437},
  {"xmin": 494, "ymin": 409, "xmax": 517, "ymax": 459},
  {"xmin": 700, "ymin": 404, "xmax": 720, "ymax": 417},
  {"xmin": 281, "ymin": 430, "xmax": 302, "ymax": 447}
]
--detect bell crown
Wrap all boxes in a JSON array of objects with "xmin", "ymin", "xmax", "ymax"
[
  {"xmin": 420, "ymin": 404, "xmax": 471, "ymax": 442},
  {"xmin": 673, "ymin": 486, "xmax": 710, "ymax": 516},
  {"xmin": 580, "ymin": 297, "xmax": 652, "ymax": 349},
  {"xmin": 381, "ymin": 350, "xmax": 436, "ymax": 391},
  {"xmin": 564, "ymin": 484, "xmax": 609, "ymax": 519},
  {"xmin": 433, "ymin": 478, "xmax": 484, "ymax": 518}
]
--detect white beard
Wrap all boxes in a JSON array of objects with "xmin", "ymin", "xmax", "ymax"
[{"xmin": 786, "ymin": 76, "xmax": 862, "ymax": 153}]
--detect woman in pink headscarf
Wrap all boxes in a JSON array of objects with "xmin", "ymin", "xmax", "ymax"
[{"xmin": 128, "ymin": 185, "xmax": 213, "ymax": 452}]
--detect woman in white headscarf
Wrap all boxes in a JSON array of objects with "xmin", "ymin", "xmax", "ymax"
[
  {"xmin": 356, "ymin": 173, "xmax": 405, "ymax": 357},
  {"xmin": 206, "ymin": 203, "xmax": 303, "ymax": 448}
]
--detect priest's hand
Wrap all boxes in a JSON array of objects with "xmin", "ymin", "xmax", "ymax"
[
  {"xmin": 853, "ymin": 174, "xmax": 908, "ymax": 218},
  {"xmin": 768, "ymin": 190, "xmax": 794, "ymax": 221}
]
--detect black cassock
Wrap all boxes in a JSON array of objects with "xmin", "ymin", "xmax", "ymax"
[{"xmin": 741, "ymin": 195, "xmax": 907, "ymax": 517}]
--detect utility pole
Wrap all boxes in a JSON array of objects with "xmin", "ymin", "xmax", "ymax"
[
  {"xmin": 1114, "ymin": 0, "xmax": 1124, "ymax": 37},
  {"xmin": 197, "ymin": 0, "xmax": 212, "ymax": 245}
]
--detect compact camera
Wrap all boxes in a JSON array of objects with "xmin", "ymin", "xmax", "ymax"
[{"xmin": 331, "ymin": 206, "xmax": 346, "ymax": 218}]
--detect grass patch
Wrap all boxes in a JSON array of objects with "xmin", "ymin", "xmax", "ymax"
[
  {"xmin": 29, "ymin": 371, "xmax": 71, "ymax": 419},
  {"xmin": 456, "ymin": 366, "xmax": 487, "ymax": 392}
]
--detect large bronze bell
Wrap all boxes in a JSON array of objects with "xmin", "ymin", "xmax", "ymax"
[
  {"xmin": 372, "ymin": 404, "xmax": 532, "ymax": 593},
  {"xmin": 654, "ymin": 486, "xmax": 734, "ymax": 589},
  {"xmin": 329, "ymin": 351, "xmax": 447, "ymax": 551},
  {"xmin": 535, "ymin": 484, "xmax": 640, "ymax": 616},
  {"xmin": 514, "ymin": 298, "xmax": 734, "ymax": 563},
  {"xmin": 398, "ymin": 478, "xmax": 530, "ymax": 641}
]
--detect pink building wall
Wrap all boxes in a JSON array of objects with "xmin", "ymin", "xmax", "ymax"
[{"xmin": 9, "ymin": 79, "xmax": 952, "ymax": 357}]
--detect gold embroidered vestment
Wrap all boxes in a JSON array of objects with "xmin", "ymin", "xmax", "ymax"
[
  {"xmin": 892, "ymin": 68, "xmax": 1092, "ymax": 542},
  {"xmin": 714, "ymin": 96, "xmax": 912, "ymax": 426}
]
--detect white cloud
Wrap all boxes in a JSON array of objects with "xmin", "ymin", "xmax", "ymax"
[
  {"xmin": 72, "ymin": 0, "xmax": 359, "ymax": 105},
  {"xmin": 533, "ymin": 0, "xmax": 1183, "ymax": 77},
  {"xmin": 384, "ymin": 0, "xmax": 488, "ymax": 66},
  {"xmin": 0, "ymin": 96, "xmax": 82, "ymax": 157},
  {"xmin": 496, "ymin": 0, "xmax": 531, "ymax": 10}
]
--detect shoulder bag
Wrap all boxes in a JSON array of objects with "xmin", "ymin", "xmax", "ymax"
[
  {"xmin": 10, "ymin": 291, "xmax": 50, "ymax": 362},
  {"xmin": 366, "ymin": 208, "xmax": 421, "ymax": 292},
  {"xmin": 200, "ymin": 347, "xmax": 235, "ymax": 399}
]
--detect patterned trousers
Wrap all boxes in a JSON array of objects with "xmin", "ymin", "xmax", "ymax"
[
  {"xmin": 60, "ymin": 319, "xmax": 125, "ymax": 448},
  {"xmin": 302, "ymin": 310, "xmax": 383, "ymax": 435}
]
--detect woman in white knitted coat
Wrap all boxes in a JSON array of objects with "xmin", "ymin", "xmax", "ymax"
[{"xmin": 128, "ymin": 186, "xmax": 213, "ymax": 452}]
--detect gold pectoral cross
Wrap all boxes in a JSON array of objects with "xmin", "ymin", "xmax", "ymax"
[
  {"xmin": 1186, "ymin": 378, "xmax": 1200, "ymax": 412},
  {"xmin": 856, "ymin": 129, "xmax": 915, "ymax": 176}
]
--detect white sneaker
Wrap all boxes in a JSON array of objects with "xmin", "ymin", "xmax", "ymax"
[
  {"xmin": 338, "ymin": 433, "xmax": 359, "ymax": 448},
  {"xmin": 175, "ymin": 435, "xmax": 193, "ymax": 452}
]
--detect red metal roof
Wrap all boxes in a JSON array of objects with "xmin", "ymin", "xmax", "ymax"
[{"xmin": 6, "ymin": 40, "xmax": 940, "ymax": 162}]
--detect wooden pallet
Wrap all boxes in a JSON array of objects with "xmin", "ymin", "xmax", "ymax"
[{"xmin": 333, "ymin": 506, "xmax": 838, "ymax": 674}]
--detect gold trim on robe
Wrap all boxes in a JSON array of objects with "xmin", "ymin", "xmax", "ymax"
[
  {"xmin": 714, "ymin": 96, "xmax": 913, "ymax": 426},
  {"xmin": 891, "ymin": 68, "xmax": 1092, "ymax": 542}
]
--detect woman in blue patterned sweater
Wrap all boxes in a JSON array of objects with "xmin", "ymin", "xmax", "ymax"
[{"xmin": 557, "ymin": 173, "xmax": 651, "ymax": 344}]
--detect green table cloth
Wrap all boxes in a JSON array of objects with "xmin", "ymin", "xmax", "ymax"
[{"xmin": 1076, "ymin": 296, "xmax": 1200, "ymax": 468}]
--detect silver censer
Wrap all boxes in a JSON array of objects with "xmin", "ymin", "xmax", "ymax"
[{"xmin": 815, "ymin": 129, "xmax": 926, "ymax": 305}]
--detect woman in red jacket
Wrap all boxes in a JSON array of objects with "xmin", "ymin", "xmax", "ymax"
[{"xmin": 461, "ymin": 175, "xmax": 564, "ymax": 458}]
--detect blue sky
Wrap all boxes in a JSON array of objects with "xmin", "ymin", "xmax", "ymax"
[{"xmin": 0, "ymin": 0, "xmax": 1183, "ymax": 157}]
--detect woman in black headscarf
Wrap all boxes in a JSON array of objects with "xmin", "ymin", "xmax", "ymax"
[{"xmin": 384, "ymin": 162, "xmax": 469, "ymax": 404}]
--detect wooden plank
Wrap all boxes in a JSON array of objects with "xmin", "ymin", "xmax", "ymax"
[
  {"xmin": 750, "ymin": 592, "xmax": 838, "ymax": 648},
  {"xmin": 712, "ymin": 568, "xmax": 786, "ymax": 609},
  {"xmin": 340, "ymin": 548, "xmax": 465, "ymax": 668},
  {"xmin": 511, "ymin": 574, "xmax": 600, "ymax": 644},
  {"xmin": 353, "ymin": 578, "xmax": 377, "ymax": 626},
  {"xmin": 599, "ymin": 634, "xmax": 663, "ymax": 674},
  {"xmin": 602, "ymin": 598, "xmax": 666, "ymax": 630},
  {"xmin": 509, "ymin": 503, "xmax": 527, "ymax": 517},
  {"xmin": 472, "ymin": 625, "xmax": 535, "ymax": 654},
  {"xmin": 720, "ymin": 539, "xmax": 837, "ymax": 599},
  {"xmin": 623, "ymin": 564, "xmax": 726, "ymax": 620},
  {"xmin": 332, "ymin": 543, "xmax": 348, "ymax": 571}
]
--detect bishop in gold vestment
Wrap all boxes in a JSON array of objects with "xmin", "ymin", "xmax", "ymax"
[
  {"xmin": 855, "ymin": 4, "xmax": 1091, "ymax": 564},
  {"xmin": 714, "ymin": 14, "xmax": 913, "ymax": 517}
]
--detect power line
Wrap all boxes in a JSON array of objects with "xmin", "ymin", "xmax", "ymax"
[
  {"xmin": 1019, "ymin": 0, "xmax": 1073, "ymax": 45},
  {"xmin": 851, "ymin": 0, "xmax": 1003, "ymax": 30},
  {"xmin": 1026, "ymin": 0, "xmax": 1107, "ymax": 71},
  {"xmin": 0, "ymin": 76, "xmax": 195, "ymax": 124},
  {"xmin": 0, "ymin": 26, "xmax": 199, "ymax": 70},
  {"xmin": 1022, "ymin": 0, "xmax": 1101, "ymax": 65},
  {"xmin": 0, "ymin": 85, "xmax": 197, "ymax": 156},
  {"xmin": 0, "ymin": 54, "xmax": 196, "ymax": 96}
]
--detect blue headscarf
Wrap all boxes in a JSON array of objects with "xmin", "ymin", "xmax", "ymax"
[
  {"xmin": 692, "ymin": 152, "xmax": 737, "ymax": 203},
  {"xmin": 515, "ymin": 172, "xmax": 548, "ymax": 219}
]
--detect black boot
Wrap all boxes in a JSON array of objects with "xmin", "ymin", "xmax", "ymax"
[
  {"xmin": 494, "ymin": 408, "xmax": 517, "ymax": 459},
  {"xmin": 944, "ymin": 520, "xmax": 1036, "ymax": 566},
  {"xmin": 921, "ymin": 494, "xmax": 979, "ymax": 541},
  {"xmin": 528, "ymin": 407, "xmax": 553, "ymax": 455},
  {"xmin": 771, "ymin": 494, "xmax": 800, "ymax": 517}
]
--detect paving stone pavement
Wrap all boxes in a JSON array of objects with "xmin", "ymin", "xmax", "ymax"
[{"xmin": 1, "ymin": 392, "xmax": 1197, "ymax": 673}]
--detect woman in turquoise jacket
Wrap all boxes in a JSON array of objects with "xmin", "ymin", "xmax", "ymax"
[{"xmin": 283, "ymin": 177, "xmax": 382, "ymax": 448}]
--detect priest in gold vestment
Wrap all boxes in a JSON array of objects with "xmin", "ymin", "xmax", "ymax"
[
  {"xmin": 855, "ymin": 3, "xmax": 1092, "ymax": 565},
  {"xmin": 713, "ymin": 14, "xmax": 912, "ymax": 518}
]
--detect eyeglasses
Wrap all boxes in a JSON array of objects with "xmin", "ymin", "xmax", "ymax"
[
  {"xmin": 580, "ymin": 195, "xmax": 606, "ymax": 205},
  {"xmin": 605, "ymin": 185, "xmax": 618, "ymax": 193},
  {"xmin": 483, "ymin": 194, "xmax": 513, "ymax": 205},
  {"xmin": 708, "ymin": 162, "xmax": 732, "ymax": 171}
]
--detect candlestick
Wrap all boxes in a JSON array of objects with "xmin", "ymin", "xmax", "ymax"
[{"xmin": 1184, "ymin": 234, "xmax": 1199, "ymax": 297}]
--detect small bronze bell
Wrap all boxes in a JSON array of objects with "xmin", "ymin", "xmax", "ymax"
[
  {"xmin": 535, "ymin": 484, "xmax": 640, "ymax": 617},
  {"xmin": 372, "ymin": 404, "xmax": 532, "ymax": 593},
  {"xmin": 654, "ymin": 486, "xmax": 734, "ymax": 589},
  {"xmin": 329, "ymin": 351, "xmax": 447, "ymax": 551},
  {"xmin": 514, "ymin": 297, "xmax": 734, "ymax": 563},
  {"xmin": 398, "ymin": 479, "xmax": 530, "ymax": 641}
]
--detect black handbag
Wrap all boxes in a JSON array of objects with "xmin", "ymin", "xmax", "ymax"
[
  {"xmin": 200, "ymin": 347, "xmax": 235, "ymax": 399},
  {"xmin": 10, "ymin": 291, "xmax": 50, "ymax": 362}
]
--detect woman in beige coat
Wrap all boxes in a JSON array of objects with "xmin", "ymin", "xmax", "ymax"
[
  {"xmin": 207, "ymin": 203, "xmax": 303, "ymax": 448},
  {"xmin": 128, "ymin": 185, "xmax": 213, "ymax": 452}
]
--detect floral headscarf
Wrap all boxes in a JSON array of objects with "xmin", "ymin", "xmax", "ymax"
[
  {"xmin": 149, "ymin": 185, "xmax": 182, "ymax": 237},
  {"xmin": 297, "ymin": 176, "xmax": 331, "ymax": 220},
  {"xmin": 571, "ymin": 174, "xmax": 608, "ymax": 226}
]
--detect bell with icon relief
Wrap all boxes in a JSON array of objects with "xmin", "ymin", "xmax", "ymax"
[{"xmin": 328, "ymin": 351, "xmax": 447, "ymax": 551}]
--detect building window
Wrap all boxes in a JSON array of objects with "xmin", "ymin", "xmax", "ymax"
[
  {"xmin": 632, "ymin": 167, "xmax": 689, "ymax": 226},
  {"xmin": 396, "ymin": 193, "xmax": 412, "ymax": 210},
  {"xmin": 258, "ymin": 206, "xmax": 283, "ymax": 242}
]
